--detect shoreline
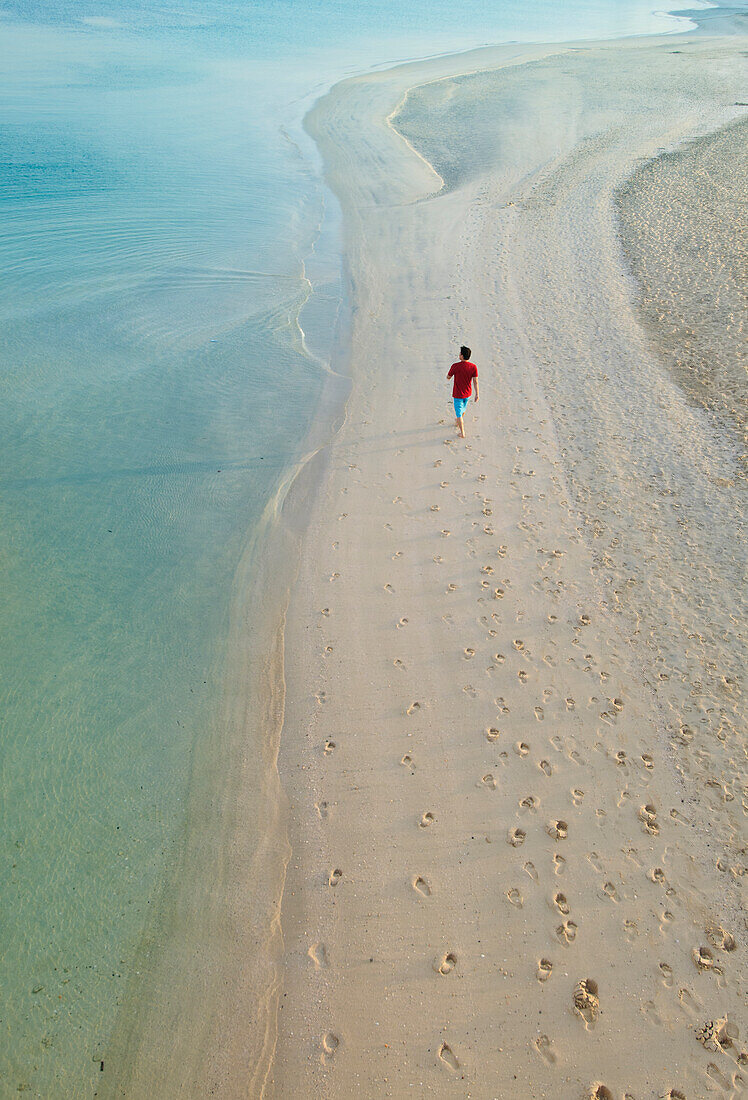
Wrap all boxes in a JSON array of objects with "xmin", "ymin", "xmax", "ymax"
[
  {"xmin": 273, "ymin": 19, "xmax": 746, "ymax": 1100},
  {"xmin": 99, "ymin": 355, "xmax": 350, "ymax": 1095}
]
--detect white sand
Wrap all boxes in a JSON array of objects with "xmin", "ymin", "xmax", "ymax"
[{"xmin": 273, "ymin": 31, "xmax": 747, "ymax": 1100}]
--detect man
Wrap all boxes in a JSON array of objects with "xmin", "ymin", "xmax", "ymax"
[{"xmin": 447, "ymin": 345, "xmax": 479, "ymax": 438}]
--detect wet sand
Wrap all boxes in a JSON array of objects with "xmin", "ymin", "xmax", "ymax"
[{"xmin": 272, "ymin": 28, "xmax": 747, "ymax": 1100}]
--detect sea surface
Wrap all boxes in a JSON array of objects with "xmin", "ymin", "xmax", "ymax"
[{"xmin": 0, "ymin": 0, "xmax": 705, "ymax": 1094}]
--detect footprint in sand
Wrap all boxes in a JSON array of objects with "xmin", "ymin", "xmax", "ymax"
[
  {"xmin": 397, "ymin": 617, "xmax": 409, "ymax": 628},
  {"xmin": 435, "ymin": 952, "xmax": 457, "ymax": 975},
  {"xmin": 518, "ymin": 670, "xmax": 529, "ymax": 683},
  {"xmin": 324, "ymin": 740, "xmax": 336, "ymax": 755},
  {"xmin": 515, "ymin": 741, "xmax": 530, "ymax": 757},
  {"xmin": 383, "ymin": 583, "xmax": 394, "ymax": 594},
  {"xmin": 706, "ymin": 925, "xmax": 737, "ymax": 952},
  {"xmin": 437, "ymin": 1042, "xmax": 459, "ymax": 1072},
  {"xmin": 638, "ymin": 803, "xmax": 659, "ymax": 835},
  {"xmin": 588, "ymin": 852, "xmax": 603, "ymax": 873},
  {"xmin": 315, "ymin": 801, "xmax": 330, "ymax": 820},
  {"xmin": 328, "ymin": 868, "xmax": 342, "ymax": 887},
  {"xmin": 678, "ymin": 987, "xmax": 700, "ymax": 1016},
  {"xmin": 573, "ymin": 978, "xmax": 599, "ymax": 1028},
  {"xmin": 534, "ymin": 1035, "xmax": 557, "ymax": 1064},
  {"xmin": 534, "ymin": 707, "xmax": 545, "ymax": 722},
  {"xmin": 320, "ymin": 1032, "xmax": 339, "ymax": 1064},
  {"xmin": 659, "ymin": 962, "xmax": 673, "ymax": 987},
  {"xmin": 393, "ymin": 658, "xmax": 405, "ymax": 670},
  {"xmin": 705, "ymin": 1061, "xmax": 733, "ymax": 1091},
  {"xmin": 486, "ymin": 727, "xmax": 501, "ymax": 742},
  {"xmin": 524, "ymin": 861, "xmax": 538, "ymax": 881},
  {"xmin": 553, "ymin": 854, "xmax": 566, "ymax": 875},
  {"xmin": 589, "ymin": 1085, "xmax": 613, "ymax": 1100},
  {"xmin": 547, "ymin": 819, "xmax": 568, "ymax": 840},
  {"xmin": 419, "ymin": 811, "xmax": 435, "ymax": 828},
  {"xmin": 480, "ymin": 774, "xmax": 497, "ymax": 790},
  {"xmin": 692, "ymin": 946, "xmax": 717, "ymax": 972},
  {"xmin": 406, "ymin": 701, "xmax": 421, "ymax": 716},
  {"xmin": 602, "ymin": 881, "xmax": 619, "ymax": 902},
  {"xmin": 308, "ymin": 943, "xmax": 328, "ymax": 969},
  {"xmin": 513, "ymin": 639, "xmax": 525, "ymax": 651},
  {"xmin": 400, "ymin": 754, "xmax": 415, "ymax": 770},
  {"xmin": 539, "ymin": 760, "xmax": 553, "ymax": 776},
  {"xmin": 463, "ymin": 647, "xmax": 475, "ymax": 659},
  {"xmin": 556, "ymin": 920, "xmax": 578, "ymax": 945},
  {"xmin": 571, "ymin": 788, "xmax": 585, "ymax": 806},
  {"xmin": 553, "ymin": 892, "xmax": 570, "ymax": 915},
  {"xmin": 508, "ymin": 828, "xmax": 526, "ymax": 847},
  {"xmin": 520, "ymin": 795, "xmax": 539, "ymax": 813},
  {"xmin": 413, "ymin": 875, "xmax": 432, "ymax": 897},
  {"xmin": 537, "ymin": 958, "xmax": 553, "ymax": 982},
  {"xmin": 506, "ymin": 887, "xmax": 523, "ymax": 908},
  {"xmin": 641, "ymin": 754, "xmax": 654, "ymax": 770}
]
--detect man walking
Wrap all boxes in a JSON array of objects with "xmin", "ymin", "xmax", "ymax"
[{"xmin": 447, "ymin": 345, "xmax": 479, "ymax": 438}]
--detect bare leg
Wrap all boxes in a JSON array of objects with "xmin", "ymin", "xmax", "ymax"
[{"xmin": 457, "ymin": 415, "xmax": 465, "ymax": 439}]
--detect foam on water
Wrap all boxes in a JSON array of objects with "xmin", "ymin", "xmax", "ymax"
[{"xmin": 0, "ymin": 0, "xmax": 704, "ymax": 1092}]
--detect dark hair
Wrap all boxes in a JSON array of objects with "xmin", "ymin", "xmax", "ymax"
[{"xmin": 460, "ymin": 345, "xmax": 471, "ymax": 359}]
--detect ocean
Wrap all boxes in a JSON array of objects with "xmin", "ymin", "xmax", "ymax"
[{"xmin": 0, "ymin": 0, "xmax": 704, "ymax": 1094}]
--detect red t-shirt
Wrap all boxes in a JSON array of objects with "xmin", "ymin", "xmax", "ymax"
[{"xmin": 448, "ymin": 359, "xmax": 478, "ymax": 398}]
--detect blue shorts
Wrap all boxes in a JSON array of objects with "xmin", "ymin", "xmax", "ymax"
[{"xmin": 454, "ymin": 397, "xmax": 470, "ymax": 418}]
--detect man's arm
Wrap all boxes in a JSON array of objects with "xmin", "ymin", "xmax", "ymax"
[
  {"xmin": 447, "ymin": 364, "xmax": 454, "ymax": 379},
  {"xmin": 474, "ymin": 376, "xmax": 479, "ymax": 402}
]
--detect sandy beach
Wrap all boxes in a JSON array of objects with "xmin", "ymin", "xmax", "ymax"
[{"xmin": 271, "ymin": 25, "xmax": 747, "ymax": 1100}]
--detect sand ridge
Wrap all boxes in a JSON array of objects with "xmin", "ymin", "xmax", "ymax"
[{"xmin": 274, "ymin": 33, "xmax": 747, "ymax": 1100}]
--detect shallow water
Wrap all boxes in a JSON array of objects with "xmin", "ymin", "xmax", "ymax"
[{"xmin": 0, "ymin": 1, "xmax": 703, "ymax": 1094}]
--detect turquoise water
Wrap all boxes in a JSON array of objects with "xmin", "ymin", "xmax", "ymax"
[{"xmin": 0, "ymin": 1, "xmax": 701, "ymax": 1094}]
